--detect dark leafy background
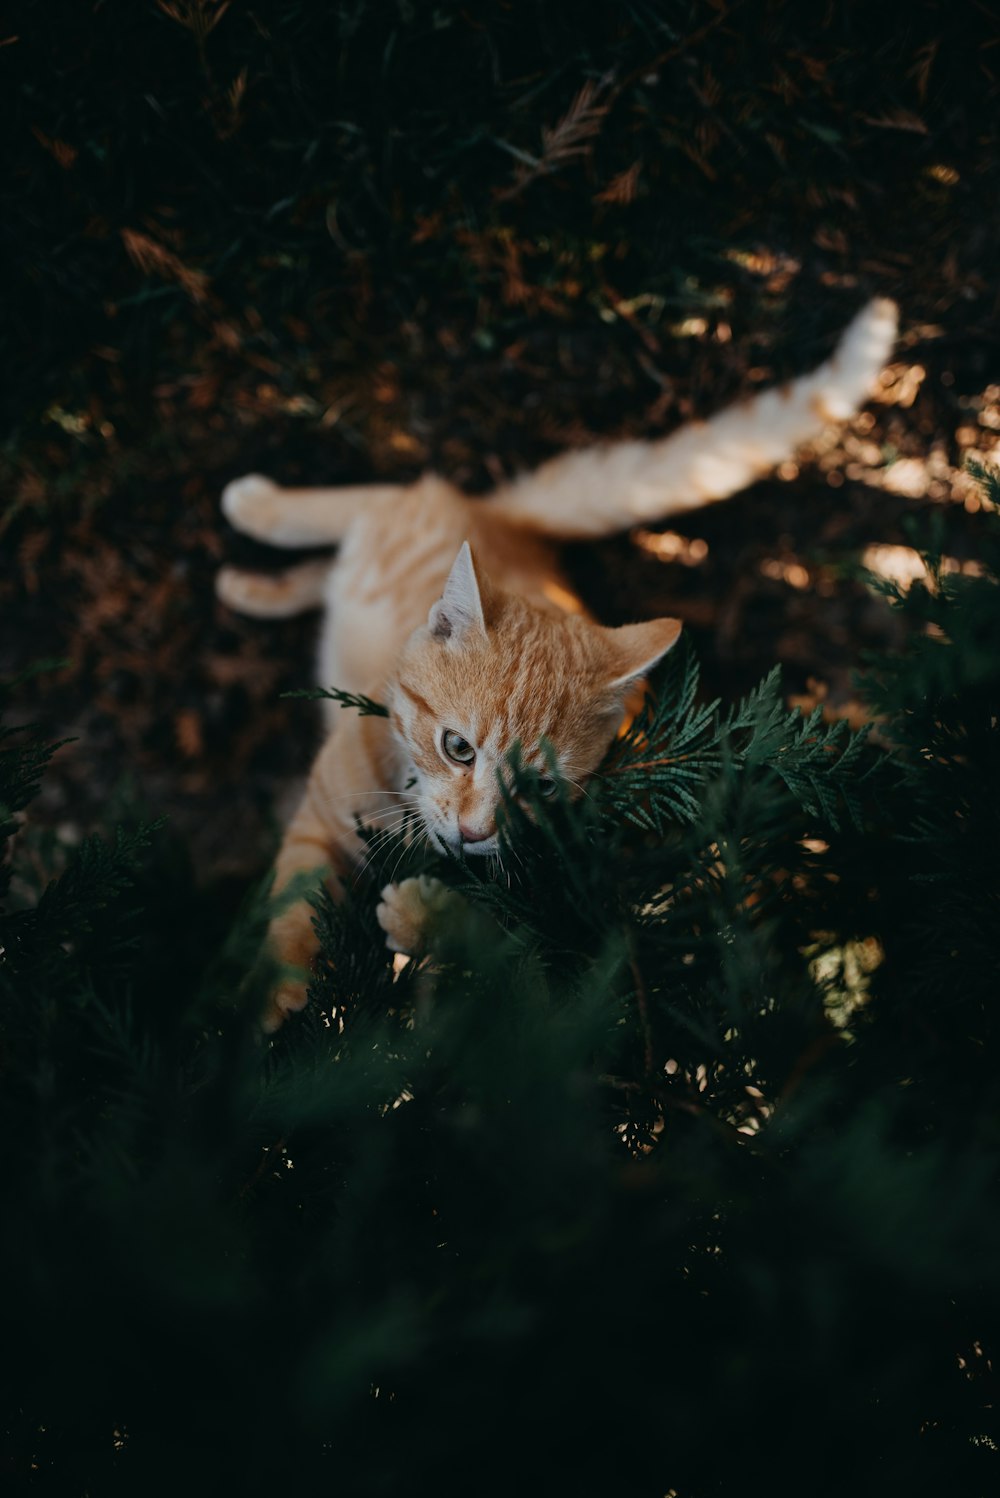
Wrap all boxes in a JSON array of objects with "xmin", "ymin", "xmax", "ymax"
[
  {"xmin": 4, "ymin": 7, "xmax": 1000, "ymax": 1496},
  {"xmin": 2, "ymin": 0, "xmax": 999, "ymax": 877}
]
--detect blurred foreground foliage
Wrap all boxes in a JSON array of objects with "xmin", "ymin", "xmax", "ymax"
[{"xmin": 3, "ymin": 472, "xmax": 1000, "ymax": 1496}]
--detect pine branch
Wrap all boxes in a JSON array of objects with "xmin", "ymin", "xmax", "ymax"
[
  {"xmin": 120, "ymin": 227, "xmax": 210, "ymax": 306},
  {"xmin": 0, "ymin": 664, "xmax": 73, "ymax": 844},
  {"xmin": 282, "ymin": 686, "xmax": 389, "ymax": 718},
  {"xmin": 498, "ymin": 76, "xmax": 614, "ymax": 199},
  {"xmin": 2, "ymin": 822, "xmax": 161, "ymax": 980},
  {"xmin": 0, "ymin": 724, "xmax": 70, "ymax": 843},
  {"xmin": 594, "ymin": 160, "xmax": 642, "ymax": 206},
  {"xmin": 600, "ymin": 646, "xmax": 879, "ymax": 833}
]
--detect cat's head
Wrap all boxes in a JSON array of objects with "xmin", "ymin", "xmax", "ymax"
[{"xmin": 390, "ymin": 543, "xmax": 681, "ymax": 857}]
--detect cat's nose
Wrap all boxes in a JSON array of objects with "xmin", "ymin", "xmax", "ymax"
[{"xmin": 459, "ymin": 821, "xmax": 494, "ymax": 844}]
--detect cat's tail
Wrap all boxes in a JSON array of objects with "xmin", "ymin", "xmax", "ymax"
[{"xmin": 485, "ymin": 297, "xmax": 898, "ymax": 539}]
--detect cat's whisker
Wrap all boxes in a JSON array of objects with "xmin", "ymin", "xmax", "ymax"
[
  {"xmin": 343, "ymin": 805, "xmax": 422, "ymax": 843},
  {"xmin": 361, "ymin": 813, "xmax": 414, "ymax": 842},
  {"xmin": 320, "ymin": 788, "xmax": 419, "ymax": 804},
  {"xmin": 357, "ymin": 811, "xmax": 417, "ymax": 847},
  {"xmin": 313, "ymin": 792, "xmax": 421, "ymax": 831},
  {"xmin": 354, "ymin": 835, "xmax": 408, "ymax": 886},
  {"xmin": 500, "ymin": 836, "xmax": 525, "ymax": 876},
  {"xmin": 382, "ymin": 820, "xmax": 426, "ymax": 894},
  {"xmin": 353, "ymin": 830, "xmax": 412, "ymax": 872},
  {"xmin": 319, "ymin": 791, "xmax": 421, "ymax": 819},
  {"xmin": 354, "ymin": 809, "xmax": 428, "ymax": 886},
  {"xmin": 558, "ymin": 765, "xmax": 596, "ymax": 800},
  {"xmin": 492, "ymin": 848, "xmax": 512, "ymax": 891},
  {"xmin": 507, "ymin": 830, "xmax": 526, "ymax": 865},
  {"xmin": 355, "ymin": 805, "xmax": 420, "ymax": 829},
  {"xmin": 352, "ymin": 815, "xmax": 416, "ymax": 871}
]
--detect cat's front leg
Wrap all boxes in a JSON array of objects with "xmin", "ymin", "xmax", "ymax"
[
  {"xmin": 376, "ymin": 875, "xmax": 463, "ymax": 958},
  {"xmin": 263, "ymin": 820, "xmax": 338, "ymax": 1033},
  {"xmin": 263, "ymin": 710, "xmax": 398, "ymax": 1031}
]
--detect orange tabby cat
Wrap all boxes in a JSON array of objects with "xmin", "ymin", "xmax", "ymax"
[{"xmin": 217, "ymin": 298, "xmax": 898, "ymax": 1031}]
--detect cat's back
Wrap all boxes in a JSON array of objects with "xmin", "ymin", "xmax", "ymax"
[
  {"xmin": 319, "ymin": 475, "xmax": 474, "ymax": 696},
  {"xmin": 320, "ymin": 473, "xmax": 572, "ymax": 703}
]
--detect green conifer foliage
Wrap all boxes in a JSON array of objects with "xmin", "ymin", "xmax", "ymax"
[{"xmin": 3, "ymin": 480, "xmax": 1000, "ymax": 1496}]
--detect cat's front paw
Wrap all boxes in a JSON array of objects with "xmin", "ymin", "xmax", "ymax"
[
  {"xmin": 221, "ymin": 473, "xmax": 284, "ymax": 543},
  {"xmin": 376, "ymin": 875, "xmax": 460, "ymax": 956},
  {"xmin": 259, "ymin": 896, "xmax": 320, "ymax": 1032},
  {"xmin": 261, "ymin": 978, "xmax": 309, "ymax": 1034}
]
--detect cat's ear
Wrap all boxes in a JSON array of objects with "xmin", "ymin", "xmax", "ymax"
[
  {"xmin": 428, "ymin": 542, "xmax": 487, "ymax": 643},
  {"xmin": 602, "ymin": 617, "xmax": 683, "ymax": 688}
]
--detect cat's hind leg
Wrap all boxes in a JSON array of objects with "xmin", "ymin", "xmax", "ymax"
[
  {"xmin": 222, "ymin": 474, "xmax": 402, "ymax": 547},
  {"xmin": 216, "ymin": 559, "xmax": 330, "ymax": 617}
]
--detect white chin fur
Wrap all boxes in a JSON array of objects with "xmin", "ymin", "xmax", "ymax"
[{"xmin": 462, "ymin": 837, "xmax": 499, "ymax": 857}]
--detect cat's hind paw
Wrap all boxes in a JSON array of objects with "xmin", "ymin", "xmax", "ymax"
[
  {"xmin": 221, "ymin": 473, "xmax": 284, "ymax": 543},
  {"xmin": 376, "ymin": 875, "xmax": 461, "ymax": 957},
  {"xmin": 216, "ymin": 561, "xmax": 329, "ymax": 619}
]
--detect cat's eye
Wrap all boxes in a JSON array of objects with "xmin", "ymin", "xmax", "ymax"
[
  {"xmin": 537, "ymin": 776, "xmax": 557, "ymax": 798},
  {"xmin": 442, "ymin": 729, "xmax": 476, "ymax": 766}
]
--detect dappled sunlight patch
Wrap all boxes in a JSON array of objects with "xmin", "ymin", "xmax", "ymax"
[
  {"xmin": 759, "ymin": 556, "xmax": 810, "ymax": 590},
  {"xmin": 862, "ymin": 543, "xmax": 985, "ymax": 591},
  {"xmin": 633, "ymin": 529, "xmax": 709, "ymax": 565},
  {"xmin": 874, "ymin": 361, "xmax": 927, "ymax": 410},
  {"xmin": 809, "ymin": 935, "xmax": 884, "ymax": 1030}
]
